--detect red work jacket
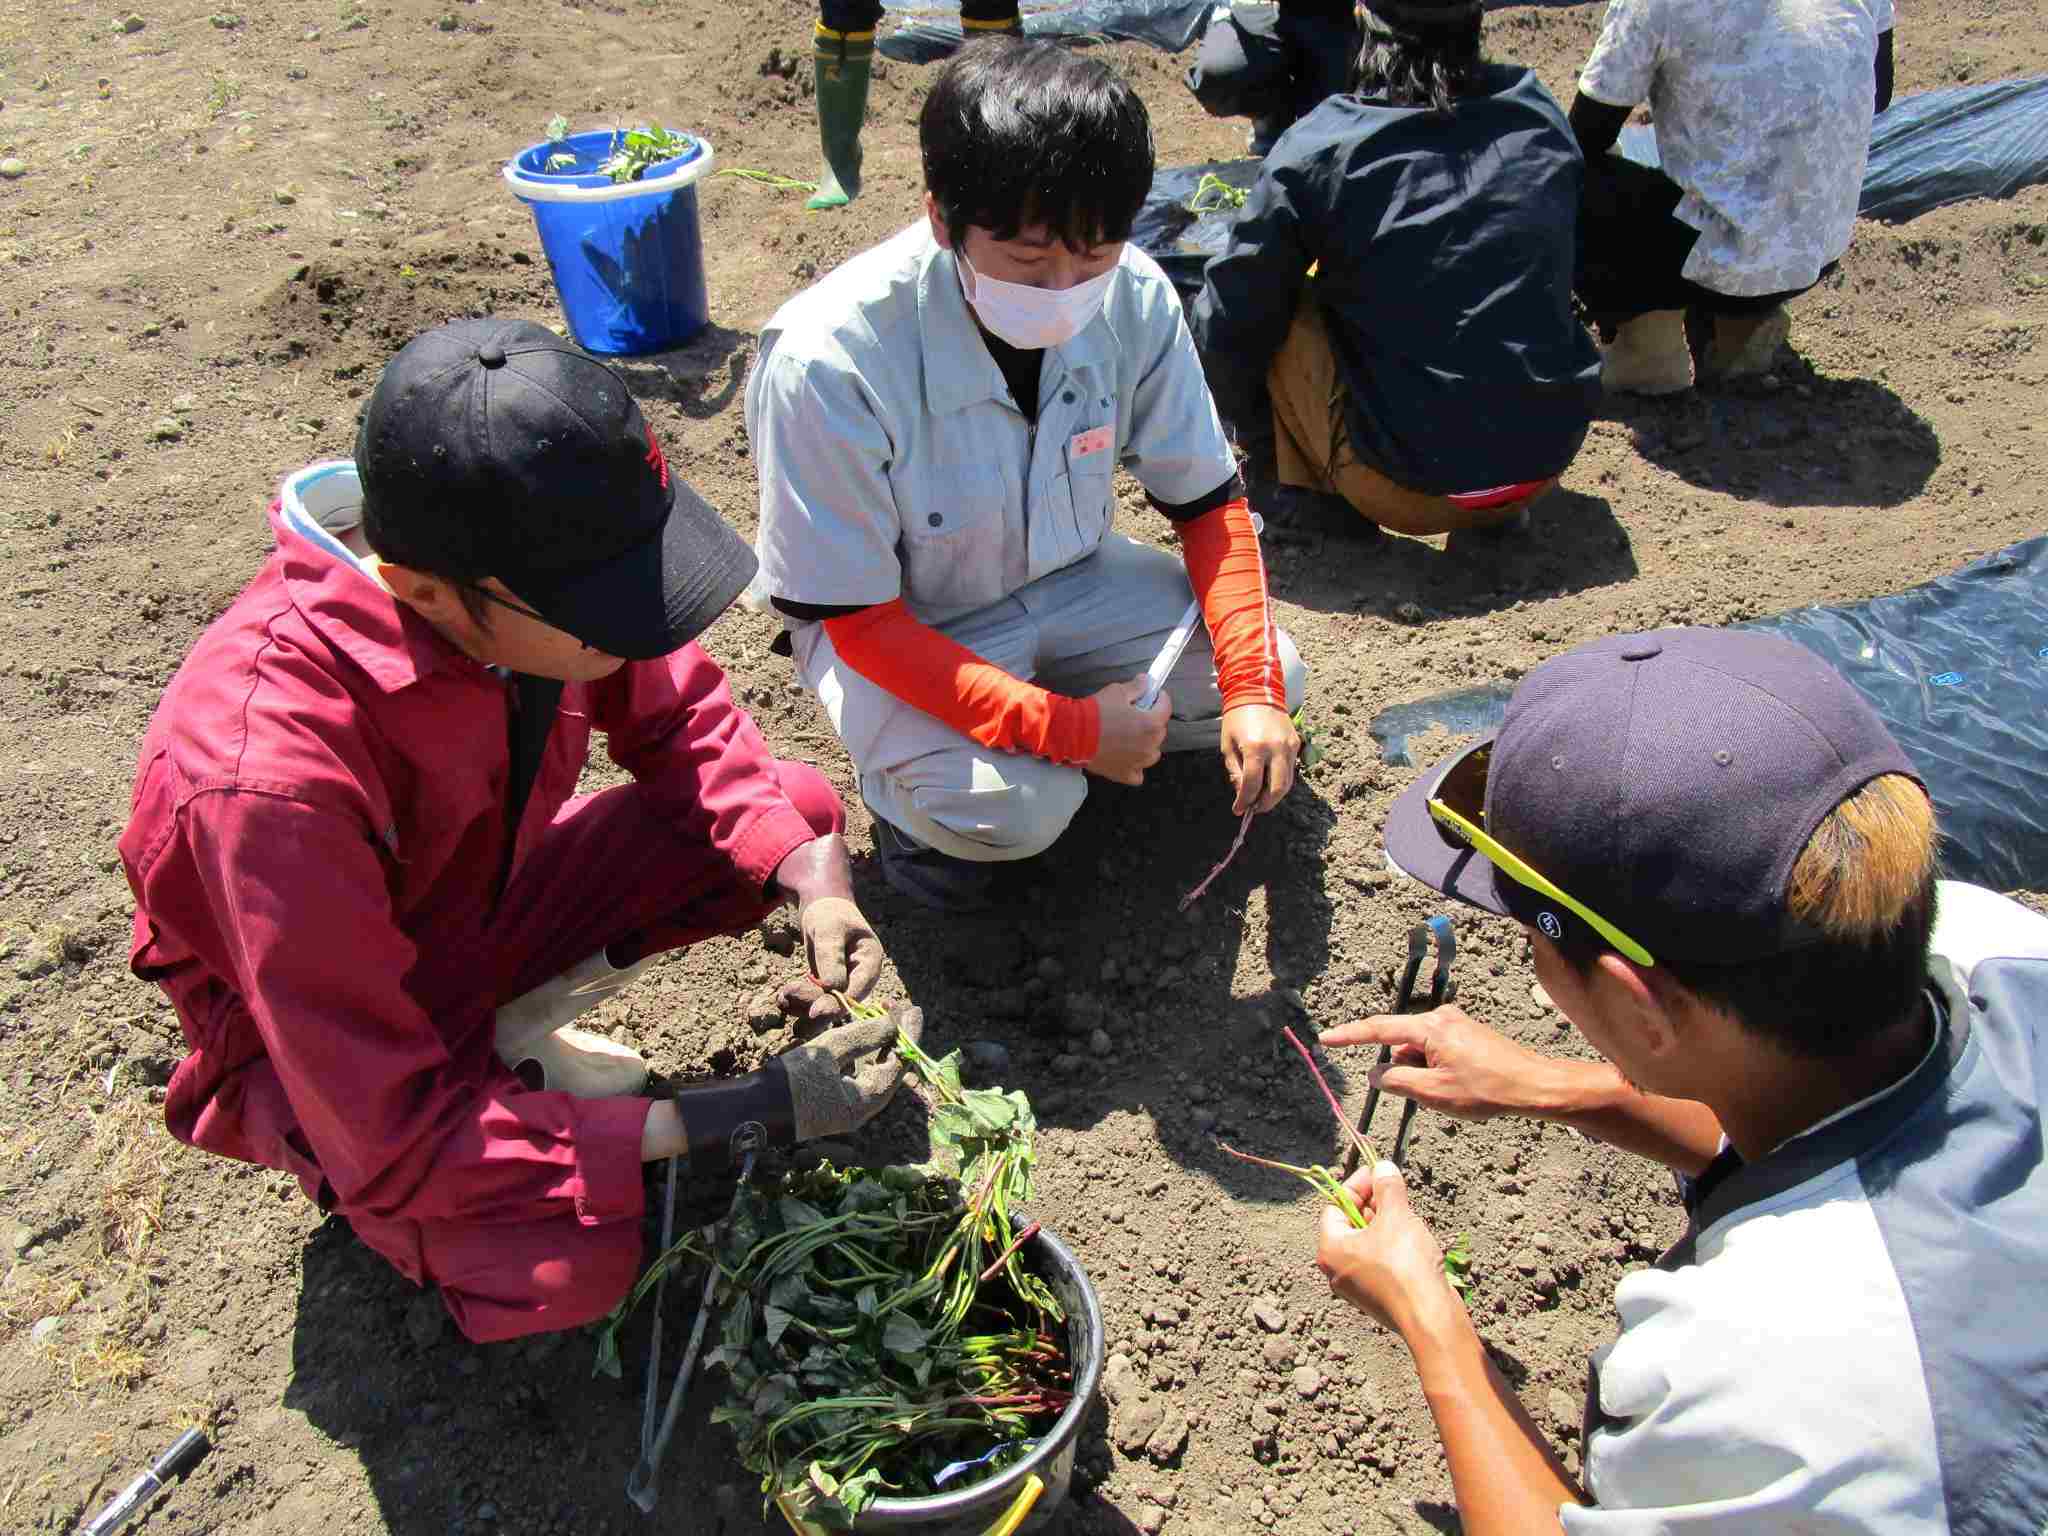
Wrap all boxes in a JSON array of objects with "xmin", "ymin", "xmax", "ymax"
[{"xmin": 117, "ymin": 497, "xmax": 819, "ymax": 1232}]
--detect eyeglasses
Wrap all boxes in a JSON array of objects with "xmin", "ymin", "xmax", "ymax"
[
  {"xmin": 1425, "ymin": 742, "xmax": 1656, "ymax": 967},
  {"xmin": 467, "ymin": 584, "xmax": 550, "ymax": 625},
  {"xmin": 466, "ymin": 585, "xmax": 595, "ymax": 653}
]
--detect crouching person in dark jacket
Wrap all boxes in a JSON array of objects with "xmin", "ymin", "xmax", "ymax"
[
  {"xmin": 1191, "ymin": 0, "xmax": 1601, "ymax": 543},
  {"xmin": 1184, "ymin": 0, "xmax": 1361, "ymax": 155}
]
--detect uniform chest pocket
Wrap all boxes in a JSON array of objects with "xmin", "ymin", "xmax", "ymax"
[
  {"xmin": 898, "ymin": 462, "xmax": 1010, "ymax": 613},
  {"xmin": 1052, "ymin": 428, "xmax": 1116, "ymax": 558}
]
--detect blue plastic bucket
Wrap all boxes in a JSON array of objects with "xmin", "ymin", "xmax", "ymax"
[{"xmin": 503, "ymin": 130, "xmax": 716, "ymax": 356}]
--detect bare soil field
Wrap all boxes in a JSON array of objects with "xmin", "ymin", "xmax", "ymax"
[{"xmin": 1, "ymin": 0, "xmax": 2044, "ymax": 1532}]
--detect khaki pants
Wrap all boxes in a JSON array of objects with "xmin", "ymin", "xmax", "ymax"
[{"xmin": 1269, "ymin": 298, "xmax": 1555, "ymax": 535}]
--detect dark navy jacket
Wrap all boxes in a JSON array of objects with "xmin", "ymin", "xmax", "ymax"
[{"xmin": 1191, "ymin": 65, "xmax": 1603, "ymax": 495}]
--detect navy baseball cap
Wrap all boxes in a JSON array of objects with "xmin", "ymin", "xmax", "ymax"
[
  {"xmin": 355, "ymin": 318, "xmax": 756, "ymax": 661},
  {"xmin": 1383, "ymin": 628, "xmax": 1923, "ymax": 965}
]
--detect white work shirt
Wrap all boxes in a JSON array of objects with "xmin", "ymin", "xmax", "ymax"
[
  {"xmin": 1578, "ymin": 0, "xmax": 1892, "ymax": 296},
  {"xmin": 745, "ymin": 221, "xmax": 1237, "ymax": 626}
]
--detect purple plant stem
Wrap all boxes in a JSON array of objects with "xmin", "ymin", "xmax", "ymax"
[
  {"xmin": 1179, "ymin": 809, "xmax": 1254, "ymax": 911},
  {"xmin": 1282, "ymin": 1025, "xmax": 1375, "ymax": 1167},
  {"xmin": 978, "ymin": 1220, "xmax": 1041, "ymax": 1285}
]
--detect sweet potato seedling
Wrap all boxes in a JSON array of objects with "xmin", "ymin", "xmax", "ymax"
[
  {"xmin": 596, "ymin": 1008, "xmax": 1070, "ymax": 1529},
  {"xmin": 1292, "ymin": 706, "xmax": 1325, "ymax": 771},
  {"xmin": 1184, "ymin": 172, "xmax": 1248, "ymax": 215},
  {"xmin": 1180, "ymin": 710, "xmax": 1323, "ymax": 911},
  {"xmin": 1220, "ymin": 1026, "xmax": 1473, "ymax": 1295},
  {"xmin": 542, "ymin": 116, "xmax": 697, "ymax": 183}
]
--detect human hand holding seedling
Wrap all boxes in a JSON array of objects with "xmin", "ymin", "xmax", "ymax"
[
  {"xmin": 1322, "ymin": 1005, "xmax": 1564, "ymax": 1123},
  {"xmin": 1220, "ymin": 1027, "xmax": 1474, "ymax": 1293},
  {"xmin": 1221, "ymin": 702, "xmax": 1299, "ymax": 816},
  {"xmin": 1086, "ymin": 675, "xmax": 1170, "ymax": 785},
  {"xmin": 1317, "ymin": 1162, "xmax": 1465, "ymax": 1339},
  {"xmin": 777, "ymin": 896, "xmax": 885, "ymax": 1022},
  {"xmin": 773, "ymin": 833, "xmax": 885, "ymax": 1023}
]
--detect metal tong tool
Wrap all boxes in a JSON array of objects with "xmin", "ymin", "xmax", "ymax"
[
  {"xmin": 626, "ymin": 1137, "xmax": 760, "ymax": 1514},
  {"xmin": 1343, "ymin": 915, "xmax": 1454, "ymax": 1177}
]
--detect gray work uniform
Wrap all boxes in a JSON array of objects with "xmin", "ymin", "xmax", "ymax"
[
  {"xmin": 745, "ymin": 221, "xmax": 1306, "ymax": 861},
  {"xmin": 1564, "ymin": 882, "xmax": 2048, "ymax": 1534}
]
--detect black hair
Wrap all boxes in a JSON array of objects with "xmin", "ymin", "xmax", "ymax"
[
  {"xmin": 1351, "ymin": 18, "xmax": 1485, "ymax": 114},
  {"xmin": 919, "ymin": 37, "xmax": 1155, "ymax": 252},
  {"xmin": 1554, "ymin": 865, "xmax": 1940, "ymax": 1059}
]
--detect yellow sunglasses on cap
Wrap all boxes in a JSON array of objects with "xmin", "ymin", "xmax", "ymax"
[{"xmin": 1425, "ymin": 743, "xmax": 1657, "ymax": 968}]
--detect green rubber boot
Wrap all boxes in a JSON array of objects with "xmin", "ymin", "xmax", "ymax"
[{"xmin": 806, "ymin": 29, "xmax": 873, "ymax": 212}]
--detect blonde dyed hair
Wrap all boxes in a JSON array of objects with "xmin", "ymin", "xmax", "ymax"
[{"xmin": 1787, "ymin": 773, "xmax": 1938, "ymax": 940}]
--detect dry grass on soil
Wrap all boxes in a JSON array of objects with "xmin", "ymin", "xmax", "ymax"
[{"xmin": 2, "ymin": 1093, "xmax": 178, "ymax": 1394}]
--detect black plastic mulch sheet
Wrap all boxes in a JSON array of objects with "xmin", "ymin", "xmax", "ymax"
[
  {"xmin": 1617, "ymin": 74, "xmax": 2048, "ymax": 224},
  {"xmin": 878, "ymin": 0, "xmax": 1213, "ymax": 62},
  {"xmin": 1129, "ymin": 158, "xmax": 1263, "ymax": 302},
  {"xmin": 1366, "ymin": 538, "xmax": 2048, "ymax": 892},
  {"xmin": 1136, "ymin": 77, "xmax": 2048, "ymax": 304}
]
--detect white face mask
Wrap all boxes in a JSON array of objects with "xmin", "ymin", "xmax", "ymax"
[{"xmin": 959, "ymin": 248, "xmax": 1118, "ymax": 350}]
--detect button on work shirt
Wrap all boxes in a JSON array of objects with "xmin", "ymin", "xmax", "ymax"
[
  {"xmin": 745, "ymin": 221, "xmax": 1237, "ymax": 625},
  {"xmin": 118, "ymin": 469, "xmax": 821, "ymax": 1232},
  {"xmin": 1191, "ymin": 67, "xmax": 1603, "ymax": 496}
]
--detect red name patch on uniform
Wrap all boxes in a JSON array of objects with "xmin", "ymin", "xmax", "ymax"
[{"xmin": 1070, "ymin": 425, "xmax": 1113, "ymax": 459}]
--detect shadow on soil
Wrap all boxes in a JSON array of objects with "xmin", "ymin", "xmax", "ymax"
[
  {"xmin": 871, "ymin": 753, "xmax": 1361, "ymax": 1207},
  {"xmin": 608, "ymin": 324, "xmax": 754, "ymax": 420},
  {"xmin": 286, "ymin": 1214, "xmax": 686, "ymax": 1536},
  {"xmin": 1262, "ymin": 489, "xmax": 1639, "ymax": 619},
  {"xmin": 1606, "ymin": 362, "xmax": 1941, "ymax": 507}
]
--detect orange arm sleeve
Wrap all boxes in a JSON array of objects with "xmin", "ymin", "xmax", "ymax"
[
  {"xmin": 1179, "ymin": 497, "xmax": 1286, "ymax": 713},
  {"xmin": 823, "ymin": 600, "xmax": 1101, "ymax": 766}
]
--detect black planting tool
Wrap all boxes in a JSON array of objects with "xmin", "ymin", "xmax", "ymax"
[
  {"xmin": 82, "ymin": 1428, "xmax": 210, "ymax": 1536},
  {"xmin": 626, "ymin": 1140, "xmax": 759, "ymax": 1513},
  {"xmin": 1343, "ymin": 915, "xmax": 1455, "ymax": 1177}
]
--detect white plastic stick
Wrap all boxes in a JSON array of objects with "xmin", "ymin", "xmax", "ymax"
[
  {"xmin": 1136, "ymin": 513, "xmax": 1263, "ymax": 712},
  {"xmin": 1136, "ymin": 598, "xmax": 1202, "ymax": 712}
]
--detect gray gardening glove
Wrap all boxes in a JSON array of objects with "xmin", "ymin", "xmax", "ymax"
[
  {"xmin": 673, "ymin": 1004, "xmax": 923, "ymax": 1171},
  {"xmin": 783, "ymin": 1004, "xmax": 923, "ymax": 1143}
]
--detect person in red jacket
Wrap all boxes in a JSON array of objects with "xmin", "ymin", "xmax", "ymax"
[{"xmin": 118, "ymin": 320, "xmax": 916, "ymax": 1343}]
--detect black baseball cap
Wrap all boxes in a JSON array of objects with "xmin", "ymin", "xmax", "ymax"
[
  {"xmin": 1383, "ymin": 628, "xmax": 1922, "ymax": 965},
  {"xmin": 355, "ymin": 318, "xmax": 756, "ymax": 661}
]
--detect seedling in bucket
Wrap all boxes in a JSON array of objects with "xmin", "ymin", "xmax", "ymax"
[
  {"xmin": 504, "ymin": 122, "xmax": 717, "ymax": 355},
  {"xmin": 596, "ymin": 1021, "xmax": 1086, "ymax": 1530},
  {"xmin": 543, "ymin": 115, "xmax": 699, "ymax": 184}
]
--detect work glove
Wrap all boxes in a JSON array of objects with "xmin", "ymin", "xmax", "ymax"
[
  {"xmin": 673, "ymin": 1004, "xmax": 924, "ymax": 1172},
  {"xmin": 777, "ymin": 894, "xmax": 886, "ymax": 1023}
]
